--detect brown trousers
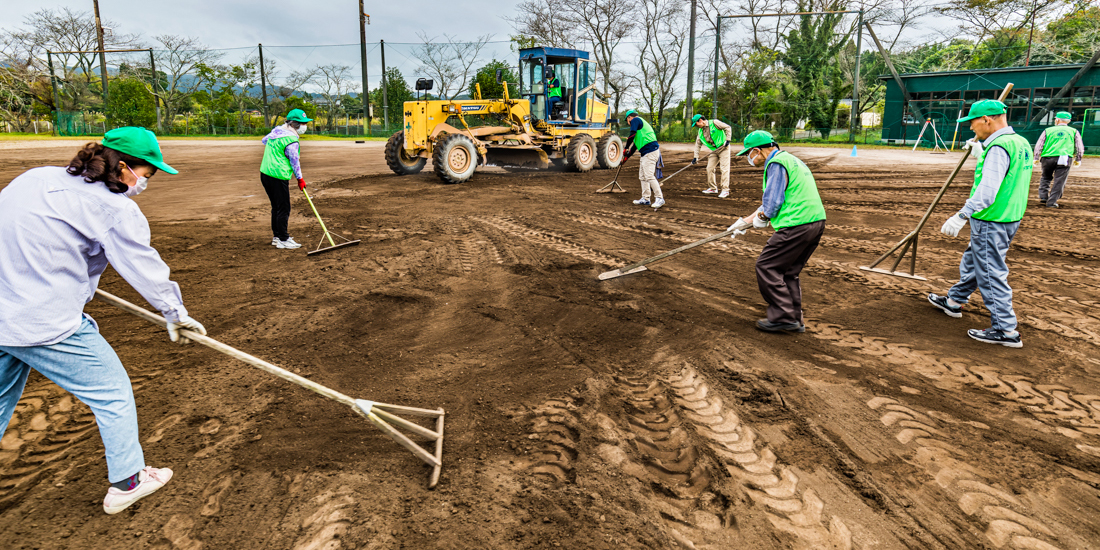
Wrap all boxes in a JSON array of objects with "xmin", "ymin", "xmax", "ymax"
[{"xmin": 755, "ymin": 220, "xmax": 825, "ymax": 324}]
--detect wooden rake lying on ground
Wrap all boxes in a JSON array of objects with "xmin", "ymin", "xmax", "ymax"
[{"xmin": 95, "ymin": 289, "xmax": 445, "ymax": 488}]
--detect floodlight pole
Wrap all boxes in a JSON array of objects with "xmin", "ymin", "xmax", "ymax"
[
  {"xmin": 358, "ymin": 1, "xmax": 370, "ymax": 134},
  {"xmin": 93, "ymin": 0, "xmax": 109, "ymax": 104}
]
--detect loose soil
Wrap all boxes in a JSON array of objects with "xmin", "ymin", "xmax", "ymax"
[{"xmin": 2, "ymin": 139, "xmax": 1100, "ymax": 550}]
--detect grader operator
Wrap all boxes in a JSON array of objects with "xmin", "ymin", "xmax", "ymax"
[{"xmin": 384, "ymin": 47, "xmax": 623, "ymax": 184}]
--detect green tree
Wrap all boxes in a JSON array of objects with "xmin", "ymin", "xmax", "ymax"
[
  {"xmin": 468, "ymin": 60, "xmax": 520, "ymax": 99},
  {"xmin": 779, "ymin": 1, "xmax": 851, "ymax": 139},
  {"xmin": 282, "ymin": 96, "xmax": 317, "ymax": 121},
  {"xmin": 105, "ymin": 78, "xmax": 156, "ymax": 128},
  {"xmin": 370, "ymin": 67, "xmax": 414, "ymax": 122}
]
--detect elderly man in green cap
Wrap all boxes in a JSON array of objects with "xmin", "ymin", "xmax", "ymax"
[
  {"xmin": 691, "ymin": 114, "xmax": 732, "ymax": 197},
  {"xmin": 928, "ymin": 99, "xmax": 1033, "ymax": 348},
  {"xmin": 260, "ymin": 108, "xmax": 313, "ymax": 249},
  {"xmin": 622, "ymin": 109, "xmax": 665, "ymax": 209},
  {"xmin": 726, "ymin": 130, "xmax": 826, "ymax": 333},
  {"xmin": 0, "ymin": 127, "xmax": 206, "ymax": 513},
  {"xmin": 1032, "ymin": 111, "xmax": 1084, "ymax": 208}
]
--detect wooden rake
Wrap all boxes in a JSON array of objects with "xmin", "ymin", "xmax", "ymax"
[
  {"xmin": 599, "ymin": 227, "xmax": 744, "ymax": 280},
  {"xmin": 95, "ymin": 289, "xmax": 446, "ymax": 488},
  {"xmin": 860, "ymin": 83, "xmax": 1013, "ymax": 280}
]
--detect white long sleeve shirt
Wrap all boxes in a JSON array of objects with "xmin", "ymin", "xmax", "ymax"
[{"xmin": 0, "ymin": 167, "xmax": 187, "ymax": 346}]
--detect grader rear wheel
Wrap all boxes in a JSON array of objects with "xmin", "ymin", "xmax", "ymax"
[
  {"xmin": 384, "ymin": 131, "xmax": 427, "ymax": 175},
  {"xmin": 596, "ymin": 133, "xmax": 623, "ymax": 169},
  {"xmin": 432, "ymin": 134, "xmax": 479, "ymax": 184},
  {"xmin": 565, "ymin": 134, "xmax": 598, "ymax": 172}
]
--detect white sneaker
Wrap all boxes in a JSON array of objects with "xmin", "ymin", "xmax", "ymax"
[
  {"xmin": 276, "ymin": 237, "xmax": 302, "ymax": 249},
  {"xmin": 103, "ymin": 466, "xmax": 173, "ymax": 514},
  {"xmin": 633, "ymin": 198, "xmax": 651, "ymax": 206},
  {"xmin": 702, "ymin": 188, "xmax": 719, "ymax": 194},
  {"xmin": 718, "ymin": 190, "xmax": 730, "ymax": 198},
  {"xmin": 652, "ymin": 198, "xmax": 666, "ymax": 209},
  {"xmin": 271, "ymin": 237, "xmax": 280, "ymax": 246}
]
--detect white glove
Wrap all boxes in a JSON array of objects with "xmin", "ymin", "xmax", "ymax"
[
  {"xmin": 940, "ymin": 213, "xmax": 967, "ymax": 238},
  {"xmin": 753, "ymin": 215, "xmax": 770, "ymax": 229},
  {"xmin": 1033, "ymin": 160, "xmax": 1040, "ymax": 168},
  {"xmin": 167, "ymin": 315, "xmax": 207, "ymax": 344},
  {"xmin": 963, "ymin": 138, "xmax": 984, "ymax": 157},
  {"xmin": 728, "ymin": 218, "xmax": 752, "ymax": 232}
]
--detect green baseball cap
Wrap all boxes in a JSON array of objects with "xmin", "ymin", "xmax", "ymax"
[
  {"xmin": 957, "ymin": 99, "xmax": 1007, "ymax": 122},
  {"xmin": 1055, "ymin": 111, "xmax": 1071, "ymax": 120},
  {"xmin": 286, "ymin": 108, "xmax": 313, "ymax": 123},
  {"xmin": 624, "ymin": 109, "xmax": 638, "ymax": 117},
  {"xmin": 101, "ymin": 127, "xmax": 177, "ymax": 175},
  {"xmin": 736, "ymin": 130, "xmax": 775, "ymax": 156},
  {"xmin": 691, "ymin": 114, "xmax": 704, "ymax": 124}
]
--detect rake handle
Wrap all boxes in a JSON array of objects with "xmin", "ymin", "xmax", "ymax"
[
  {"xmin": 301, "ymin": 189, "xmax": 337, "ymax": 247},
  {"xmin": 619, "ymin": 228, "xmax": 738, "ymax": 273}
]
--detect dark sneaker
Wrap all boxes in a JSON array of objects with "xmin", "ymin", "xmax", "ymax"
[
  {"xmin": 1046, "ymin": 203, "xmax": 1060, "ymax": 208},
  {"xmin": 968, "ymin": 328, "xmax": 1022, "ymax": 348},
  {"xmin": 756, "ymin": 319, "xmax": 805, "ymax": 333},
  {"xmin": 928, "ymin": 293, "xmax": 962, "ymax": 318}
]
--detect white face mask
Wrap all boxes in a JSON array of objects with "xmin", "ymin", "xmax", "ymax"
[
  {"xmin": 746, "ymin": 149, "xmax": 759, "ymax": 167},
  {"xmin": 123, "ymin": 165, "xmax": 148, "ymax": 198},
  {"xmin": 296, "ymin": 124, "xmax": 307, "ymax": 134}
]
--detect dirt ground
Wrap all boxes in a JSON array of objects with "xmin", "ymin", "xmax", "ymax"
[{"xmin": 2, "ymin": 138, "xmax": 1100, "ymax": 550}]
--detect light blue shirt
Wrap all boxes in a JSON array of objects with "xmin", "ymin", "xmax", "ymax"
[
  {"xmin": 960, "ymin": 126, "xmax": 1013, "ymax": 218},
  {"xmin": 760, "ymin": 149, "xmax": 787, "ymax": 219},
  {"xmin": 0, "ymin": 167, "xmax": 187, "ymax": 346}
]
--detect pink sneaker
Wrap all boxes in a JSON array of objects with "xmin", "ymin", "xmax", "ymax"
[{"xmin": 103, "ymin": 466, "xmax": 173, "ymax": 514}]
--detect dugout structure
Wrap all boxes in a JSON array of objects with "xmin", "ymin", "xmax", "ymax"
[{"xmin": 880, "ymin": 61, "xmax": 1100, "ymax": 150}]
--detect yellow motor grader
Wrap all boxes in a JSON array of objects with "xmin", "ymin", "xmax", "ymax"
[{"xmin": 384, "ymin": 47, "xmax": 623, "ymax": 184}]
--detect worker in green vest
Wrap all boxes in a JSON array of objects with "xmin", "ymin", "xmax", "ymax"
[
  {"xmin": 622, "ymin": 109, "xmax": 665, "ymax": 209},
  {"xmin": 546, "ymin": 69, "xmax": 563, "ymax": 119},
  {"xmin": 928, "ymin": 99, "xmax": 1032, "ymax": 348},
  {"xmin": 1032, "ymin": 111, "xmax": 1084, "ymax": 208},
  {"xmin": 691, "ymin": 114, "xmax": 732, "ymax": 197},
  {"xmin": 727, "ymin": 130, "xmax": 826, "ymax": 333},
  {"xmin": 260, "ymin": 108, "xmax": 312, "ymax": 249}
]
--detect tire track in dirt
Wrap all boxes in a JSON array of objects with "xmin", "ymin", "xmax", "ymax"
[
  {"xmin": 524, "ymin": 399, "xmax": 580, "ymax": 482},
  {"xmin": 443, "ymin": 218, "xmax": 504, "ymax": 273},
  {"xmin": 867, "ymin": 396, "xmax": 1065, "ymax": 550},
  {"xmin": 809, "ymin": 320, "xmax": 1100, "ymax": 451},
  {"xmin": 470, "ymin": 216, "xmax": 623, "ymax": 267}
]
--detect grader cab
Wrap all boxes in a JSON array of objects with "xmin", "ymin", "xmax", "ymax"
[{"xmin": 384, "ymin": 47, "xmax": 623, "ymax": 184}]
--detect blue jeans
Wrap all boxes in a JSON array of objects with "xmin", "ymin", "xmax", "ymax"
[
  {"xmin": 548, "ymin": 96, "xmax": 562, "ymax": 118},
  {"xmin": 948, "ymin": 218, "xmax": 1020, "ymax": 332},
  {"xmin": 0, "ymin": 318, "xmax": 145, "ymax": 482}
]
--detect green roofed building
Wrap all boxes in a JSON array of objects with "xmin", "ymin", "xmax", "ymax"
[{"xmin": 879, "ymin": 62, "xmax": 1100, "ymax": 151}]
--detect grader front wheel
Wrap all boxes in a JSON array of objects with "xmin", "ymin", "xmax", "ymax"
[
  {"xmin": 596, "ymin": 134, "xmax": 623, "ymax": 169},
  {"xmin": 384, "ymin": 131, "xmax": 427, "ymax": 175},
  {"xmin": 565, "ymin": 134, "xmax": 597, "ymax": 172},
  {"xmin": 432, "ymin": 134, "xmax": 479, "ymax": 184}
]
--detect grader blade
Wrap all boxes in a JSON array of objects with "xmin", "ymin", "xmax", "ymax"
[{"xmin": 485, "ymin": 147, "xmax": 550, "ymax": 169}]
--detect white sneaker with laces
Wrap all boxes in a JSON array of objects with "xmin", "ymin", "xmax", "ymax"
[
  {"xmin": 702, "ymin": 188, "xmax": 719, "ymax": 194},
  {"xmin": 276, "ymin": 237, "xmax": 302, "ymax": 249},
  {"xmin": 652, "ymin": 198, "xmax": 666, "ymax": 209},
  {"xmin": 271, "ymin": 237, "xmax": 280, "ymax": 246},
  {"xmin": 718, "ymin": 190, "xmax": 730, "ymax": 198},
  {"xmin": 103, "ymin": 466, "xmax": 173, "ymax": 514}
]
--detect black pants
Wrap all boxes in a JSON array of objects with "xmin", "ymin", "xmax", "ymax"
[
  {"xmin": 1038, "ymin": 156, "xmax": 1070, "ymax": 206},
  {"xmin": 260, "ymin": 172, "xmax": 291, "ymax": 241},
  {"xmin": 755, "ymin": 220, "xmax": 825, "ymax": 324}
]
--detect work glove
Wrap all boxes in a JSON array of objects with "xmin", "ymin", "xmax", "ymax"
[
  {"xmin": 1074, "ymin": 160, "xmax": 1081, "ymax": 167},
  {"xmin": 167, "ymin": 316, "xmax": 207, "ymax": 344},
  {"xmin": 691, "ymin": 157, "xmax": 698, "ymax": 165},
  {"xmin": 963, "ymin": 138, "xmax": 983, "ymax": 157},
  {"xmin": 622, "ymin": 153, "xmax": 632, "ymax": 163},
  {"xmin": 753, "ymin": 215, "xmax": 770, "ymax": 229},
  {"xmin": 940, "ymin": 213, "xmax": 968, "ymax": 238},
  {"xmin": 297, "ymin": 178, "xmax": 307, "ymax": 190},
  {"xmin": 1033, "ymin": 160, "xmax": 1040, "ymax": 168},
  {"xmin": 727, "ymin": 217, "xmax": 752, "ymax": 239}
]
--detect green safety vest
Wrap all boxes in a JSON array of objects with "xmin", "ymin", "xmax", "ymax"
[
  {"xmin": 971, "ymin": 132, "xmax": 1032, "ymax": 223},
  {"xmin": 548, "ymin": 77, "xmax": 562, "ymax": 98},
  {"xmin": 260, "ymin": 134, "xmax": 299, "ymax": 180},
  {"xmin": 698, "ymin": 121, "xmax": 727, "ymax": 150},
  {"xmin": 632, "ymin": 117, "xmax": 657, "ymax": 150},
  {"xmin": 1039, "ymin": 125, "xmax": 1079, "ymax": 158},
  {"xmin": 763, "ymin": 151, "xmax": 827, "ymax": 230}
]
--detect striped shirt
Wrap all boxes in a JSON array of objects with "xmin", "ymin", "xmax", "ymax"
[{"xmin": 0, "ymin": 167, "xmax": 187, "ymax": 346}]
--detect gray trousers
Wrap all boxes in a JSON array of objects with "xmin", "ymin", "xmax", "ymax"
[
  {"xmin": 755, "ymin": 220, "xmax": 825, "ymax": 324},
  {"xmin": 1038, "ymin": 157, "xmax": 1070, "ymax": 206},
  {"xmin": 948, "ymin": 218, "xmax": 1020, "ymax": 332}
]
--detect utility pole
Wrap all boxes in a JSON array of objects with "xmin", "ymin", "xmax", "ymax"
[
  {"xmin": 685, "ymin": 0, "xmax": 697, "ymax": 138},
  {"xmin": 381, "ymin": 40, "xmax": 390, "ymax": 133},
  {"xmin": 358, "ymin": 1, "xmax": 370, "ymax": 135},
  {"xmin": 47, "ymin": 51, "xmax": 62, "ymax": 135},
  {"xmin": 849, "ymin": 10, "xmax": 863, "ymax": 143},
  {"xmin": 1024, "ymin": 0, "xmax": 1037, "ymax": 67},
  {"xmin": 92, "ymin": 0, "xmax": 109, "ymax": 105},
  {"xmin": 259, "ymin": 43, "xmax": 269, "ymax": 125},
  {"xmin": 712, "ymin": 17, "xmax": 720, "ymax": 120},
  {"xmin": 149, "ymin": 48, "xmax": 162, "ymax": 132}
]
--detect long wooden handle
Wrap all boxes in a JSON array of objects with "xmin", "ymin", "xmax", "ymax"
[{"xmin": 619, "ymin": 228, "xmax": 739, "ymax": 273}]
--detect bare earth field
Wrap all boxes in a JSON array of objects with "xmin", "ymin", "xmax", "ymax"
[{"xmin": 2, "ymin": 138, "xmax": 1100, "ymax": 549}]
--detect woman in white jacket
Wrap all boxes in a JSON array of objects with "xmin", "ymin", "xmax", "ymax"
[{"xmin": 0, "ymin": 127, "xmax": 205, "ymax": 514}]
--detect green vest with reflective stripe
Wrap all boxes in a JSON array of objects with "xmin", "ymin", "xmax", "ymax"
[
  {"xmin": 632, "ymin": 117, "xmax": 657, "ymax": 150},
  {"xmin": 1039, "ymin": 125, "xmax": 1079, "ymax": 158},
  {"xmin": 260, "ymin": 134, "xmax": 298, "ymax": 180},
  {"xmin": 763, "ymin": 151, "xmax": 826, "ymax": 230},
  {"xmin": 698, "ymin": 121, "xmax": 727, "ymax": 150},
  {"xmin": 548, "ymin": 77, "xmax": 562, "ymax": 98},
  {"xmin": 972, "ymin": 132, "xmax": 1032, "ymax": 223}
]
